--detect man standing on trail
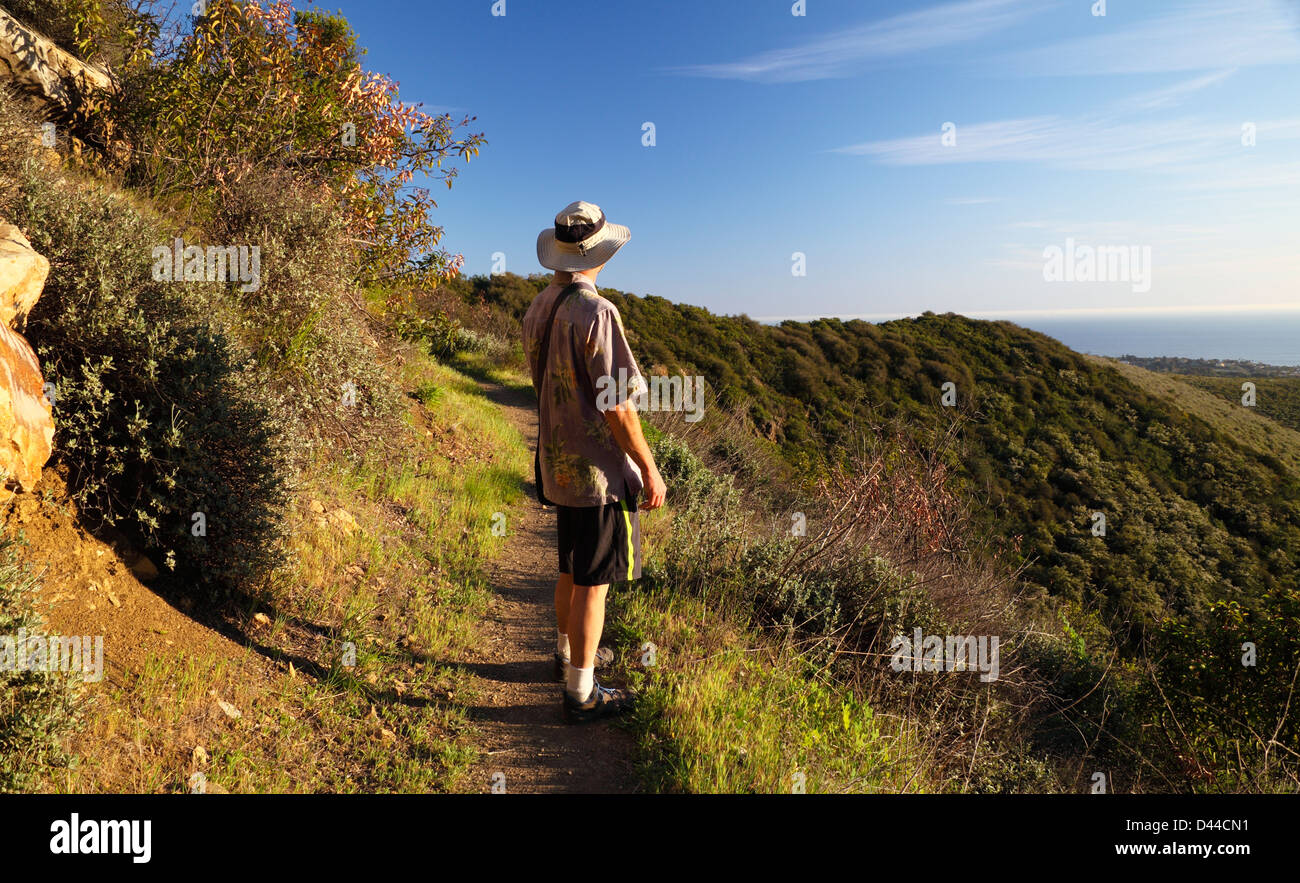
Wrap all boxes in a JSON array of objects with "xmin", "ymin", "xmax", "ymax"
[{"xmin": 524, "ymin": 201, "xmax": 667, "ymax": 724}]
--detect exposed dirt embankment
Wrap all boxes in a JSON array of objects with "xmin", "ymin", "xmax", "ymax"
[{"xmin": 6, "ymin": 468, "xmax": 276, "ymax": 687}]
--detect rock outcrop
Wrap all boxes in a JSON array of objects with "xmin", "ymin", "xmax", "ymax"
[
  {"xmin": 0, "ymin": 221, "xmax": 54, "ymax": 491},
  {"xmin": 0, "ymin": 5, "xmax": 113, "ymax": 121}
]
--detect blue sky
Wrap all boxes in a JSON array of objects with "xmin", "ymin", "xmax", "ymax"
[{"xmin": 327, "ymin": 0, "xmax": 1300, "ymax": 320}]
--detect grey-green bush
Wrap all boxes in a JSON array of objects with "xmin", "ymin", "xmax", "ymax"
[
  {"xmin": 0, "ymin": 527, "xmax": 82, "ymax": 791},
  {"xmin": 7, "ymin": 112, "xmax": 287, "ymax": 589},
  {"xmin": 208, "ymin": 170, "xmax": 405, "ymax": 464}
]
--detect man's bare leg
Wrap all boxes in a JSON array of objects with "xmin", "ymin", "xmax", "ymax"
[{"xmin": 566, "ymin": 583, "xmax": 608, "ymax": 696}]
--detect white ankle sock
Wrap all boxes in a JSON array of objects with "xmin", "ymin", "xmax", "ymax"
[
  {"xmin": 566, "ymin": 665, "xmax": 594, "ymax": 701},
  {"xmin": 557, "ymin": 631, "xmax": 570, "ymax": 659}
]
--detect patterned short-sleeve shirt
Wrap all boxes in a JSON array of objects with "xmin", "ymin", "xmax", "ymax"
[{"xmin": 523, "ymin": 276, "xmax": 646, "ymax": 507}]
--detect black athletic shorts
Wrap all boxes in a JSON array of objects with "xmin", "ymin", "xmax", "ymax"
[{"xmin": 557, "ymin": 490, "xmax": 643, "ymax": 586}]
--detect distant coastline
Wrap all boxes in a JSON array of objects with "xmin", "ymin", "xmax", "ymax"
[
  {"xmin": 755, "ymin": 307, "xmax": 1300, "ymax": 369},
  {"xmin": 1112, "ymin": 355, "xmax": 1300, "ymax": 377},
  {"xmin": 1019, "ymin": 311, "xmax": 1300, "ymax": 369}
]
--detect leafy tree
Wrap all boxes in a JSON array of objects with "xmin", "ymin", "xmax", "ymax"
[{"xmin": 109, "ymin": 0, "xmax": 484, "ymax": 286}]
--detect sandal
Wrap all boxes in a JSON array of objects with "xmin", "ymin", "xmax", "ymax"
[{"xmin": 562, "ymin": 678, "xmax": 636, "ymax": 724}]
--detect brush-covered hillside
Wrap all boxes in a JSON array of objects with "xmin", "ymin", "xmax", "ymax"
[
  {"xmin": 454, "ymin": 271, "xmax": 1300, "ymax": 788},
  {"xmin": 1183, "ymin": 376, "xmax": 1300, "ymax": 435}
]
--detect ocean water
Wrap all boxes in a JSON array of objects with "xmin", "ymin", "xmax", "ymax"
[{"xmin": 1009, "ymin": 311, "xmax": 1300, "ymax": 367}]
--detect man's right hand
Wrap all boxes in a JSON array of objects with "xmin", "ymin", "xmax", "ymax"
[
  {"xmin": 602, "ymin": 399, "xmax": 667, "ymax": 511},
  {"xmin": 640, "ymin": 467, "xmax": 667, "ymax": 511}
]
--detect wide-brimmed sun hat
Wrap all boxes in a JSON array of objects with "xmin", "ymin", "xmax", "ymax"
[{"xmin": 536, "ymin": 201, "xmax": 631, "ymax": 272}]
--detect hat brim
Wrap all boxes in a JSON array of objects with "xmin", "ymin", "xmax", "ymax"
[{"xmin": 536, "ymin": 222, "xmax": 631, "ymax": 272}]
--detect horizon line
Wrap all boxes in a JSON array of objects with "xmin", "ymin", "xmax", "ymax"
[{"xmin": 753, "ymin": 302, "xmax": 1300, "ymax": 323}]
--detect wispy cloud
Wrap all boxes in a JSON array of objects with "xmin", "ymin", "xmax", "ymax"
[
  {"xmin": 834, "ymin": 116, "xmax": 1230, "ymax": 169},
  {"xmin": 1002, "ymin": 0, "xmax": 1300, "ymax": 75},
  {"xmin": 833, "ymin": 114, "xmax": 1300, "ymax": 179},
  {"xmin": 668, "ymin": 0, "xmax": 1042, "ymax": 83},
  {"xmin": 1116, "ymin": 69, "xmax": 1236, "ymax": 110}
]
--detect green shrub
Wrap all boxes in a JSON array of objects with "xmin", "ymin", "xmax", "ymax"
[
  {"xmin": 208, "ymin": 170, "xmax": 405, "ymax": 463},
  {"xmin": 642, "ymin": 420, "xmax": 1061, "ymax": 790},
  {"xmin": 1137, "ymin": 593, "xmax": 1300, "ymax": 790},
  {"xmin": 453, "ymin": 327, "xmax": 508, "ymax": 360},
  {"xmin": 650, "ymin": 432, "xmax": 703, "ymax": 486},
  {"xmin": 13, "ymin": 161, "xmax": 287, "ymax": 589},
  {"xmin": 0, "ymin": 527, "xmax": 82, "ymax": 791},
  {"xmin": 0, "ymin": 87, "xmax": 36, "ymax": 213},
  {"xmin": 395, "ymin": 310, "xmax": 509, "ymax": 364},
  {"xmin": 396, "ymin": 312, "xmax": 461, "ymax": 360}
]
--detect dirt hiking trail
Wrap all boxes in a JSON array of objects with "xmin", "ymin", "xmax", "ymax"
[{"xmin": 461, "ymin": 380, "xmax": 638, "ymax": 794}]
